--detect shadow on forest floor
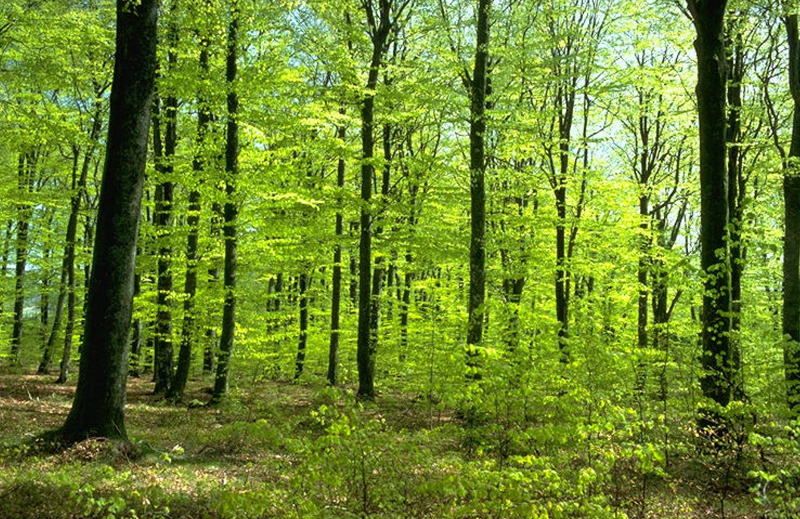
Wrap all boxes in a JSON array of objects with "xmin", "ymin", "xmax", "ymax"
[{"xmin": 0, "ymin": 369, "xmax": 779, "ymax": 518}]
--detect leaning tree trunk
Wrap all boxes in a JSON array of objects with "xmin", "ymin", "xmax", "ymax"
[
  {"xmin": 41, "ymin": 107, "xmax": 100, "ymax": 376},
  {"xmin": 210, "ymin": 2, "xmax": 239, "ymax": 405},
  {"xmin": 39, "ymin": 148, "xmax": 79, "ymax": 375},
  {"xmin": 58, "ymin": 0, "xmax": 158, "ymax": 444}
]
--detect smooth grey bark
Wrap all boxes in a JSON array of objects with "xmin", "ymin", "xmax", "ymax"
[{"xmin": 57, "ymin": 0, "xmax": 158, "ymax": 444}]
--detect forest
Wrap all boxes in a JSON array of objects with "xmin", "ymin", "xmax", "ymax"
[{"xmin": 1, "ymin": 0, "xmax": 800, "ymax": 517}]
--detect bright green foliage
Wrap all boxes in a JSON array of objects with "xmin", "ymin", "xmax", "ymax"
[{"xmin": 1, "ymin": 0, "xmax": 800, "ymax": 515}]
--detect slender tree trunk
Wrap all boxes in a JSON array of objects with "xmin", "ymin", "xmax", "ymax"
[
  {"xmin": 129, "ymin": 276, "xmax": 142, "ymax": 378},
  {"xmin": 294, "ymin": 271, "xmax": 310, "ymax": 379},
  {"xmin": 356, "ymin": 3, "xmax": 392, "ymax": 400},
  {"xmin": 688, "ymin": 0, "xmax": 732, "ymax": 411},
  {"xmin": 39, "ymin": 149, "xmax": 79, "ymax": 375},
  {"xmin": 327, "ymin": 119, "xmax": 346, "ymax": 386},
  {"xmin": 151, "ymin": 17, "xmax": 178, "ymax": 395},
  {"xmin": 365, "ymin": 122, "xmax": 392, "ymax": 380},
  {"xmin": 211, "ymin": 3, "xmax": 239, "ymax": 404},
  {"xmin": 10, "ymin": 153, "xmax": 34, "ymax": 365},
  {"xmin": 784, "ymin": 14, "xmax": 800, "ymax": 411},
  {"xmin": 204, "ymin": 201, "xmax": 223, "ymax": 376},
  {"xmin": 350, "ymin": 222, "xmax": 358, "ymax": 308},
  {"xmin": 168, "ymin": 38, "xmax": 211, "ymax": 402},
  {"xmin": 57, "ymin": 0, "xmax": 157, "ymax": 444},
  {"xmin": 635, "ymin": 193, "xmax": 649, "ymax": 391},
  {"xmin": 38, "ymin": 238, "xmax": 52, "ymax": 358},
  {"xmin": 0, "ymin": 220, "xmax": 12, "ymax": 317},
  {"xmin": 727, "ymin": 29, "xmax": 744, "ymax": 399},
  {"xmin": 466, "ymin": 0, "xmax": 491, "ymax": 378},
  {"xmin": 77, "ymin": 216, "xmax": 94, "ymax": 355},
  {"xmin": 46, "ymin": 115, "xmax": 103, "ymax": 378},
  {"xmin": 399, "ymin": 180, "xmax": 418, "ymax": 358}
]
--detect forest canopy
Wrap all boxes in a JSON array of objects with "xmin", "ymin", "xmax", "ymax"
[{"xmin": 1, "ymin": 0, "xmax": 800, "ymax": 517}]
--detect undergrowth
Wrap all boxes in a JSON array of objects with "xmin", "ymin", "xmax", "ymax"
[{"xmin": 0, "ymin": 372, "xmax": 796, "ymax": 518}]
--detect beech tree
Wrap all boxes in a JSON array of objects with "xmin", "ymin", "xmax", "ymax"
[
  {"xmin": 686, "ymin": 0, "xmax": 734, "ymax": 412},
  {"xmin": 210, "ymin": 0, "xmax": 240, "ymax": 405},
  {"xmin": 57, "ymin": 0, "xmax": 158, "ymax": 444},
  {"xmin": 783, "ymin": 11, "xmax": 800, "ymax": 411}
]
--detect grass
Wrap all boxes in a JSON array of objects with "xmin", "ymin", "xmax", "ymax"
[{"xmin": 0, "ymin": 370, "xmax": 789, "ymax": 518}]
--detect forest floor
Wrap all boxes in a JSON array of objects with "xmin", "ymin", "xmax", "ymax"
[{"xmin": 0, "ymin": 370, "xmax": 779, "ymax": 518}]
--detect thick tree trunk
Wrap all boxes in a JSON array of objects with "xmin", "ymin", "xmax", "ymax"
[
  {"xmin": 689, "ymin": 0, "xmax": 732, "ymax": 411},
  {"xmin": 466, "ymin": 0, "xmax": 490, "ymax": 378},
  {"xmin": 784, "ymin": 14, "xmax": 800, "ymax": 411},
  {"xmin": 211, "ymin": 4, "xmax": 239, "ymax": 404},
  {"xmin": 58, "ymin": 0, "xmax": 157, "ymax": 444}
]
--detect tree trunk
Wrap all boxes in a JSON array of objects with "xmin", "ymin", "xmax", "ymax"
[
  {"xmin": 10, "ymin": 153, "xmax": 34, "ymax": 365},
  {"xmin": 350, "ymin": 222, "xmax": 358, "ymax": 308},
  {"xmin": 42, "ymin": 104, "xmax": 101, "ymax": 377},
  {"xmin": 211, "ymin": 3, "xmax": 239, "ymax": 405},
  {"xmin": 57, "ymin": 0, "xmax": 157, "ymax": 444},
  {"xmin": 784, "ymin": 14, "xmax": 800, "ymax": 411},
  {"xmin": 399, "ymin": 180, "xmax": 418, "ymax": 358},
  {"xmin": 204, "ymin": 201, "xmax": 223, "ymax": 376},
  {"xmin": 39, "ymin": 149, "xmax": 79, "ymax": 375},
  {"xmin": 294, "ymin": 271, "xmax": 310, "ymax": 379},
  {"xmin": 635, "ymin": 193, "xmax": 649, "ymax": 391},
  {"xmin": 466, "ymin": 0, "xmax": 490, "ymax": 378},
  {"xmin": 688, "ymin": 0, "xmax": 732, "ymax": 411},
  {"xmin": 356, "ymin": 2, "xmax": 392, "ymax": 400},
  {"xmin": 151, "ymin": 17, "xmax": 178, "ymax": 395},
  {"xmin": 327, "ymin": 119, "xmax": 346, "ymax": 386},
  {"xmin": 168, "ymin": 37, "xmax": 211, "ymax": 402},
  {"xmin": 726, "ymin": 29, "xmax": 744, "ymax": 399}
]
